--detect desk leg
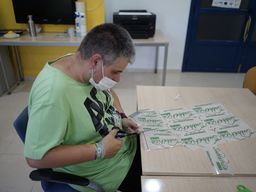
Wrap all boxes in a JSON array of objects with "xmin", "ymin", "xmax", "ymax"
[
  {"xmin": 154, "ymin": 46, "xmax": 159, "ymax": 73},
  {"xmin": 162, "ymin": 45, "xmax": 168, "ymax": 86},
  {"xmin": 0, "ymin": 55, "xmax": 11, "ymax": 94},
  {"xmin": 14, "ymin": 46, "xmax": 24, "ymax": 81}
]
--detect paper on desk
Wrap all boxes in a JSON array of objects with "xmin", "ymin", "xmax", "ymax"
[
  {"xmin": 206, "ymin": 146, "xmax": 233, "ymax": 175},
  {"xmin": 132, "ymin": 103, "xmax": 255, "ymax": 149},
  {"xmin": 131, "ymin": 103, "xmax": 256, "ymax": 175}
]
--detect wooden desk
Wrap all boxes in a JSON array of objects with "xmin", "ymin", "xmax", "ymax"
[
  {"xmin": 0, "ymin": 31, "xmax": 169, "ymax": 90},
  {"xmin": 137, "ymin": 86, "xmax": 256, "ymax": 176},
  {"xmin": 141, "ymin": 176, "xmax": 256, "ymax": 192}
]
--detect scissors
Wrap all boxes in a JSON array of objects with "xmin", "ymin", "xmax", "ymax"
[
  {"xmin": 116, "ymin": 130, "xmax": 138, "ymax": 138},
  {"xmin": 237, "ymin": 185, "xmax": 252, "ymax": 192},
  {"xmin": 112, "ymin": 127, "xmax": 138, "ymax": 138}
]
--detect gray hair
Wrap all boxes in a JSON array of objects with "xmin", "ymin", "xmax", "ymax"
[{"xmin": 78, "ymin": 23, "xmax": 135, "ymax": 65}]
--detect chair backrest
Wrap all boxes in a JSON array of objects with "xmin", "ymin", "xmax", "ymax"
[
  {"xmin": 243, "ymin": 66, "xmax": 256, "ymax": 95},
  {"xmin": 13, "ymin": 106, "xmax": 28, "ymax": 143}
]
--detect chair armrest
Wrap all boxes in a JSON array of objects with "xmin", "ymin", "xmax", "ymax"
[{"xmin": 30, "ymin": 169, "xmax": 105, "ymax": 192}]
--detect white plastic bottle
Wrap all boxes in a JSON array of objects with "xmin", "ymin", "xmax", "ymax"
[
  {"xmin": 28, "ymin": 15, "xmax": 37, "ymax": 37},
  {"xmin": 75, "ymin": 12, "xmax": 81, "ymax": 37},
  {"xmin": 75, "ymin": 1, "xmax": 85, "ymax": 14},
  {"xmin": 80, "ymin": 12, "xmax": 86, "ymax": 37}
]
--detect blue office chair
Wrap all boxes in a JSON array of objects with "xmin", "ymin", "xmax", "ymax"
[{"xmin": 13, "ymin": 106, "xmax": 104, "ymax": 192}]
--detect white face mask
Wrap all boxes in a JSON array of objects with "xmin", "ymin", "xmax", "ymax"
[{"xmin": 89, "ymin": 61, "xmax": 117, "ymax": 91}]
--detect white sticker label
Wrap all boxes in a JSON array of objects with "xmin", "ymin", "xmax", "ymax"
[{"xmin": 212, "ymin": 0, "xmax": 241, "ymax": 9}]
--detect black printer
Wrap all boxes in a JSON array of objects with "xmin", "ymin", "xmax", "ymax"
[{"xmin": 113, "ymin": 10, "xmax": 156, "ymax": 39}]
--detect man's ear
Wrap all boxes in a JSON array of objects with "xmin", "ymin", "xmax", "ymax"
[{"xmin": 90, "ymin": 54, "xmax": 103, "ymax": 68}]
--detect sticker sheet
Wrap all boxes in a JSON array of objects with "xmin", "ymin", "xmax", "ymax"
[{"xmin": 131, "ymin": 103, "xmax": 255, "ymax": 174}]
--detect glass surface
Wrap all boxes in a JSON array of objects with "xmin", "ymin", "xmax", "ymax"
[
  {"xmin": 11, "ymin": 0, "xmax": 75, "ymax": 24},
  {"xmin": 200, "ymin": 0, "xmax": 250, "ymax": 9},
  {"xmin": 252, "ymin": 25, "xmax": 256, "ymax": 42},
  {"xmin": 197, "ymin": 13, "xmax": 245, "ymax": 40}
]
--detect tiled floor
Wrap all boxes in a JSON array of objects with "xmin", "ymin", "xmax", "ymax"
[{"xmin": 0, "ymin": 71, "xmax": 245, "ymax": 192}]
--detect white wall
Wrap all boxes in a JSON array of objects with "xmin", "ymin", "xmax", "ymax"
[{"xmin": 104, "ymin": 0, "xmax": 191, "ymax": 71}]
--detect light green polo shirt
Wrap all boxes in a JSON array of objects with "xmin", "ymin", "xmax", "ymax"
[{"xmin": 24, "ymin": 57, "xmax": 137, "ymax": 192}]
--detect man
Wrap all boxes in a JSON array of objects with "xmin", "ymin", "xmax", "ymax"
[{"xmin": 24, "ymin": 23, "xmax": 141, "ymax": 192}]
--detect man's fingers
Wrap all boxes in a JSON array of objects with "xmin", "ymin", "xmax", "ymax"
[{"xmin": 109, "ymin": 129, "xmax": 119, "ymax": 136}]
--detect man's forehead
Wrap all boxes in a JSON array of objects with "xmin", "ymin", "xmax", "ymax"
[{"xmin": 108, "ymin": 57, "xmax": 129, "ymax": 67}]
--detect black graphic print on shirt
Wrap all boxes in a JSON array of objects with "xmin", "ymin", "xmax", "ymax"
[{"xmin": 84, "ymin": 87, "xmax": 116, "ymax": 137}]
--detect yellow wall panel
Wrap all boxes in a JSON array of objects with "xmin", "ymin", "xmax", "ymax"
[
  {"xmin": 0, "ymin": 0, "xmax": 105, "ymax": 78},
  {"xmin": 86, "ymin": 0, "xmax": 105, "ymax": 30},
  {"xmin": 19, "ymin": 47, "xmax": 77, "ymax": 77}
]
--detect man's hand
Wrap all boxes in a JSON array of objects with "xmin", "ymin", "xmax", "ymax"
[
  {"xmin": 102, "ymin": 129, "xmax": 122, "ymax": 158},
  {"xmin": 122, "ymin": 118, "xmax": 139, "ymax": 134}
]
